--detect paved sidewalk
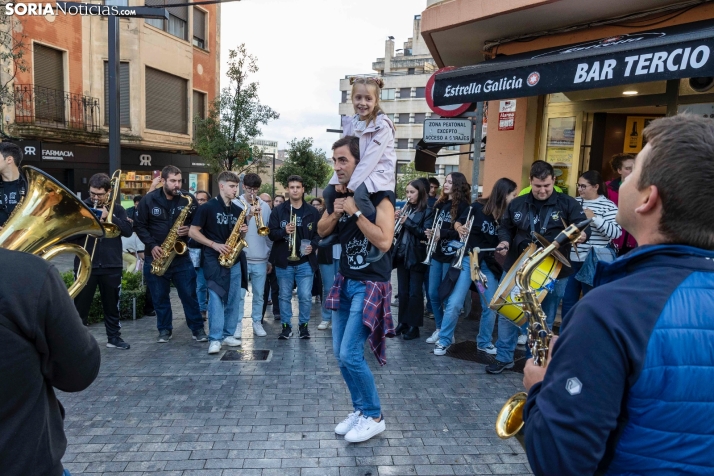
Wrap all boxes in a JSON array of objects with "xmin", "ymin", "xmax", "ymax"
[{"xmin": 59, "ymin": 275, "xmax": 532, "ymax": 476}]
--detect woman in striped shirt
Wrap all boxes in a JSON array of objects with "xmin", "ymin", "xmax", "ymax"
[{"xmin": 561, "ymin": 170, "xmax": 622, "ymax": 318}]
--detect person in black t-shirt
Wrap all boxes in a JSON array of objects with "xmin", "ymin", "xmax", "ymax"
[
  {"xmin": 0, "ymin": 142, "xmax": 27, "ymax": 228},
  {"xmin": 189, "ymin": 172, "xmax": 247, "ymax": 355}
]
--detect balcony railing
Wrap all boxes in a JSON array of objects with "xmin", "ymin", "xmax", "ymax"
[{"xmin": 14, "ymin": 84, "xmax": 101, "ymax": 132}]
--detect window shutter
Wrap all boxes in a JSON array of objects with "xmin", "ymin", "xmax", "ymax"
[
  {"xmin": 414, "ymin": 113, "xmax": 426, "ymax": 124},
  {"xmin": 145, "ymin": 67, "xmax": 187, "ymax": 134},
  {"xmin": 193, "ymin": 8, "xmax": 205, "ymax": 42},
  {"xmin": 397, "ymin": 113, "xmax": 410, "ymax": 124},
  {"xmin": 104, "ymin": 62, "xmax": 131, "ymax": 127},
  {"xmin": 33, "ymin": 44, "xmax": 63, "ymax": 92},
  {"xmin": 399, "ymin": 88, "xmax": 411, "ymax": 99},
  {"xmin": 167, "ymin": 0, "xmax": 188, "ymax": 21},
  {"xmin": 397, "ymin": 139, "xmax": 409, "ymax": 149},
  {"xmin": 414, "ymin": 87, "xmax": 426, "ymax": 98}
]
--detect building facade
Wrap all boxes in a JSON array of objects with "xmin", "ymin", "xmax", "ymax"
[{"xmin": 5, "ymin": 0, "xmax": 220, "ymax": 205}]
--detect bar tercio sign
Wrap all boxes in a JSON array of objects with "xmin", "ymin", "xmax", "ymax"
[{"xmin": 423, "ymin": 118, "xmax": 472, "ymax": 144}]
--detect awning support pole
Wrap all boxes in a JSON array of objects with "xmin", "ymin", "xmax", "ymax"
[
  {"xmin": 470, "ymin": 102, "xmax": 484, "ymax": 201},
  {"xmin": 665, "ymin": 79, "xmax": 680, "ymax": 117}
]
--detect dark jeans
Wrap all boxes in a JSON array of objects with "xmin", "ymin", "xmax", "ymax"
[
  {"xmin": 74, "ymin": 269, "xmax": 122, "ymax": 339},
  {"xmin": 262, "ymin": 266, "xmax": 280, "ymax": 317},
  {"xmin": 395, "ymin": 260, "xmax": 425, "ymax": 327},
  {"xmin": 144, "ymin": 257, "xmax": 204, "ymax": 333},
  {"xmin": 561, "ymin": 261, "xmax": 593, "ymax": 320},
  {"xmin": 143, "ymin": 266, "xmax": 154, "ymax": 314}
]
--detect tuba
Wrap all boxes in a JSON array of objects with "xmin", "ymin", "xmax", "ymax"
[
  {"xmin": 0, "ymin": 166, "xmax": 105, "ymax": 298},
  {"xmin": 219, "ymin": 197, "xmax": 249, "ymax": 268},
  {"xmin": 495, "ymin": 219, "xmax": 592, "ymax": 449},
  {"xmin": 150, "ymin": 192, "xmax": 192, "ymax": 276}
]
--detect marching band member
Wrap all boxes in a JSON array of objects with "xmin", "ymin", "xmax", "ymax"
[
  {"xmin": 189, "ymin": 172, "xmax": 246, "ymax": 354},
  {"xmin": 134, "ymin": 165, "xmax": 207, "ymax": 344},
  {"xmin": 191, "ymin": 190, "xmax": 211, "ymax": 321},
  {"xmin": 0, "ymin": 143, "xmax": 26, "ymax": 227},
  {"xmin": 73, "ymin": 173, "xmax": 133, "ymax": 349}
]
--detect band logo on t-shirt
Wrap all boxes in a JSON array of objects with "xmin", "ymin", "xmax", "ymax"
[
  {"xmin": 345, "ymin": 236, "xmax": 369, "ymax": 270},
  {"xmin": 216, "ymin": 212, "xmax": 237, "ymax": 226}
]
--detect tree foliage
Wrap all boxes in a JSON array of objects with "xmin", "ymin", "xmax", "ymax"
[
  {"xmin": 396, "ymin": 161, "xmax": 432, "ymax": 198},
  {"xmin": 192, "ymin": 44, "xmax": 279, "ymax": 174},
  {"xmin": 0, "ymin": 12, "xmax": 28, "ymax": 135},
  {"xmin": 275, "ymin": 138, "xmax": 333, "ymax": 193}
]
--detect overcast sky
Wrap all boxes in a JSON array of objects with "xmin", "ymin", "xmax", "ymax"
[{"xmin": 219, "ymin": 0, "xmax": 425, "ymax": 155}]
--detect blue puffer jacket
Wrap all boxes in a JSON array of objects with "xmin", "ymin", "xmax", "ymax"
[{"xmin": 523, "ymin": 244, "xmax": 714, "ymax": 476}]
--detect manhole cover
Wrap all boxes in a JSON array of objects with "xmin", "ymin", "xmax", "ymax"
[
  {"xmin": 446, "ymin": 341, "xmax": 527, "ymax": 373},
  {"xmin": 220, "ymin": 350, "xmax": 271, "ymax": 362}
]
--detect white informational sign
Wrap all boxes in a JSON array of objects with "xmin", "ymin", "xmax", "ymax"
[{"xmin": 423, "ymin": 118, "xmax": 472, "ymax": 144}]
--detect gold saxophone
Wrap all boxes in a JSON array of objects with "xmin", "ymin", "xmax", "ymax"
[
  {"xmin": 150, "ymin": 193, "xmax": 193, "ymax": 276},
  {"xmin": 495, "ymin": 218, "xmax": 592, "ymax": 449},
  {"xmin": 219, "ymin": 197, "xmax": 249, "ymax": 268}
]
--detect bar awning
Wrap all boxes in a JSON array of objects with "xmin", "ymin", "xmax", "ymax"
[{"xmin": 433, "ymin": 19, "xmax": 714, "ymax": 106}]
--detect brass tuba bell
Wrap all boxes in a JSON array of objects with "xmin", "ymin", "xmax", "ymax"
[{"xmin": 0, "ymin": 166, "xmax": 105, "ymax": 298}]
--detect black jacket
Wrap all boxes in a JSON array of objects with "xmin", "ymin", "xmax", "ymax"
[
  {"xmin": 497, "ymin": 191, "xmax": 589, "ymax": 277},
  {"xmin": 134, "ymin": 188, "xmax": 197, "ymax": 265},
  {"xmin": 0, "ymin": 249, "xmax": 100, "ymax": 476},
  {"xmin": 72, "ymin": 198, "xmax": 133, "ymax": 271},
  {"xmin": 268, "ymin": 200, "xmax": 321, "ymax": 270},
  {"xmin": 396, "ymin": 207, "xmax": 432, "ymax": 272},
  {"xmin": 125, "ymin": 205, "xmax": 138, "ymax": 222}
]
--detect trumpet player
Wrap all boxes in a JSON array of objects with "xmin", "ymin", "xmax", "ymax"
[
  {"xmin": 234, "ymin": 173, "xmax": 273, "ymax": 338},
  {"xmin": 268, "ymin": 175, "xmax": 320, "ymax": 340},
  {"xmin": 72, "ymin": 173, "xmax": 133, "ymax": 349},
  {"xmin": 189, "ymin": 172, "xmax": 247, "ymax": 354}
]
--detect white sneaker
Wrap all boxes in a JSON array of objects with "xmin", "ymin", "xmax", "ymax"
[
  {"xmin": 518, "ymin": 334, "xmax": 528, "ymax": 345},
  {"xmin": 317, "ymin": 321, "xmax": 331, "ymax": 330},
  {"xmin": 208, "ymin": 341, "xmax": 221, "ymax": 354},
  {"xmin": 253, "ymin": 322, "xmax": 267, "ymax": 337},
  {"xmin": 477, "ymin": 343, "xmax": 497, "ymax": 355},
  {"xmin": 223, "ymin": 336, "xmax": 241, "ymax": 347},
  {"xmin": 425, "ymin": 329, "xmax": 440, "ymax": 344},
  {"xmin": 334, "ymin": 411, "xmax": 361, "ymax": 435},
  {"xmin": 344, "ymin": 416, "xmax": 386, "ymax": 443},
  {"xmin": 434, "ymin": 343, "xmax": 450, "ymax": 356},
  {"xmin": 233, "ymin": 324, "xmax": 242, "ymax": 338}
]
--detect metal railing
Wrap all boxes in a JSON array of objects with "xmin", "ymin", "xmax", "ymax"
[{"xmin": 14, "ymin": 84, "xmax": 101, "ymax": 132}]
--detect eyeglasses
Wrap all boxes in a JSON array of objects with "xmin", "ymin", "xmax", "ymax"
[
  {"xmin": 576, "ymin": 184, "xmax": 589, "ymax": 189},
  {"xmin": 244, "ymin": 186, "xmax": 259, "ymax": 193},
  {"xmin": 89, "ymin": 191, "xmax": 108, "ymax": 198}
]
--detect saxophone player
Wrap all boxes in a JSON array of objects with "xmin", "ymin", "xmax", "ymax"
[
  {"xmin": 189, "ymin": 172, "xmax": 247, "ymax": 354},
  {"xmin": 134, "ymin": 165, "xmax": 207, "ymax": 344}
]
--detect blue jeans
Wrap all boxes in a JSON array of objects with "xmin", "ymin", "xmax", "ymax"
[
  {"xmin": 437, "ymin": 256, "xmax": 473, "ymax": 348},
  {"xmin": 144, "ymin": 257, "xmax": 204, "ymax": 333},
  {"xmin": 427, "ymin": 259, "xmax": 450, "ymax": 330},
  {"xmin": 475, "ymin": 264, "xmax": 498, "ymax": 348},
  {"xmin": 319, "ymin": 261, "xmax": 340, "ymax": 322},
  {"xmin": 196, "ymin": 267, "xmax": 208, "ymax": 312},
  {"xmin": 561, "ymin": 261, "xmax": 592, "ymax": 320},
  {"xmin": 332, "ymin": 279, "xmax": 381, "ymax": 418},
  {"xmin": 63, "ymin": 470, "xmax": 72, "ymax": 476},
  {"xmin": 494, "ymin": 276, "xmax": 568, "ymax": 363},
  {"xmin": 206, "ymin": 263, "xmax": 243, "ymax": 342},
  {"xmin": 247, "ymin": 262, "xmax": 267, "ymax": 322},
  {"xmin": 275, "ymin": 262, "xmax": 313, "ymax": 327}
]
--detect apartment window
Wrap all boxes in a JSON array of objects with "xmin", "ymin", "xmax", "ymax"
[
  {"xmin": 193, "ymin": 90, "xmax": 206, "ymax": 120},
  {"xmin": 145, "ymin": 67, "xmax": 188, "ymax": 134},
  {"xmin": 399, "ymin": 87, "xmax": 411, "ymax": 99},
  {"xmin": 33, "ymin": 43, "xmax": 64, "ymax": 122},
  {"xmin": 386, "ymin": 113, "xmax": 395, "ymax": 123},
  {"xmin": 192, "ymin": 8, "xmax": 206, "ymax": 49},
  {"xmin": 397, "ymin": 113, "xmax": 410, "ymax": 124},
  {"xmin": 444, "ymin": 165, "xmax": 459, "ymax": 175},
  {"xmin": 145, "ymin": 0, "xmax": 188, "ymax": 41},
  {"xmin": 414, "ymin": 113, "xmax": 426, "ymax": 124},
  {"xmin": 396, "ymin": 162, "xmax": 409, "ymax": 174},
  {"xmin": 408, "ymin": 68, "xmax": 415, "ymax": 75},
  {"xmin": 381, "ymin": 88, "xmax": 395, "ymax": 100},
  {"xmin": 105, "ymin": 0, "xmax": 128, "ymax": 5},
  {"xmin": 414, "ymin": 87, "xmax": 426, "ymax": 99},
  {"xmin": 341, "ymin": 90, "xmax": 348, "ymax": 103},
  {"xmin": 104, "ymin": 61, "xmax": 131, "ymax": 127},
  {"xmin": 396, "ymin": 139, "xmax": 409, "ymax": 149}
]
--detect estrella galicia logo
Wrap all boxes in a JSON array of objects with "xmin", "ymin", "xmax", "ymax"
[
  {"xmin": 151, "ymin": 207, "xmax": 161, "ymax": 217},
  {"xmin": 527, "ymin": 72, "xmax": 540, "ymax": 87}
]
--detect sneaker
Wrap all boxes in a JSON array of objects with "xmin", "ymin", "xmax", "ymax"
[
  {"xmin": 434, "ymin": 343, "xmax": 450, "ymax": 356},
  {"xmin": 344, "ymin": 416, "xmax": 386, "ymax": 443},
  {"xmin": 278, "ymin": 324, "xmax": 292, "ymax": 339},
  {"xmin": 477, "ymin": 344, "xmax": 497, "ymax": 355},
  {"xmin": 252, "ymin": 322, "xmax": 267, "ymax": 337},
  {"xmin": 208, "ymin": 341, "xmax": 221, "ymax": 354},
  {"xmin": 425, "ymin": 329, "xmax": 440, "ymax": 344},
  {"xmin": 485, "ymin": 360, "xmax": 515, "ymax": 374},
  {"xmin": 299, "ymin": 323, "xmax": 310, "ymax": 339},
  {"xmin": 157, "ymin": 329, "xmax": 172, "ymax": 343},
  {"xmin": 317, "ymin": 321, "xmax": 331, "ymax": 330},
  {"xmin": 518, "ymin": 334, "xmax": 528, "ymax": 346},
  {"xmin": 107, "ymin": 338, "xmax": 130, "ymax": 350},
  {"xmin": 223, "ymin": 336, "xmax": 242, "ymax": 347},
  {"xmin": 192, "ymin": 328, "xmax": 208, "ymax": 342},
  {"xmin": 334, "ymin": 411, "xmax": 362, "ymax": 435},
  {"xmin": 273, "ymin": 313, "xmax": 281, "ymax": 321}
]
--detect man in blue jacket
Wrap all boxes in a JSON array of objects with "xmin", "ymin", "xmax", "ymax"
[{"xmin": 522, "ymin": 114, "xmax": 714, "ymax": 475}]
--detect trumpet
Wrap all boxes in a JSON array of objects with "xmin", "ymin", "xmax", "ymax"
[
  {"xmin": 287, "ymin": 204, "xmax": 300, "ymax": 261},
  {"xmin": 251, "ymin": 194, "xmax": 270, "ymax": 236},
  {"xmin": 422, "ymin": 214, "xmax": 444, "ymax": 265},
  {"xmin": 452, "ymin": 207, "xmax": 473, "ymax": 270},
  {"xmin": 393, "ymin": 203, "xmax": 412, "ymax": 246}
]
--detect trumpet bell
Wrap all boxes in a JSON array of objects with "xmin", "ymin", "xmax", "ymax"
[{"xmin": 258, "ymin": 226, "xmax": 270, "ymax": 236}]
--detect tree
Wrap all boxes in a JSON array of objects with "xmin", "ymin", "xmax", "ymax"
[
  {"xmin": 192, "ymin": 44, "xmax": 279, "ymax": 174},
  {"xmin": 396, "ymin": 161, "xmax": 432, "ymax": 198},
  {"xmin": 0, "ymin": 12, "xmax": 28, "ymax": 137},
  {"xmin": 275, "ymin": 138, "xmax": 333, "ymax": 193}
]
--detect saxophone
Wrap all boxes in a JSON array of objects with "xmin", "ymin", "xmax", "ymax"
[
  {"xmin": 150, "ymin": 193, "xmax": 193, "ymax": 276},
  {"xmin": 495, "ymin": 218, "xmax": 592, "ymax": 449},
  {"xmin": 218, "ymin": 197, "xmax": 249, "ymax": 268}
]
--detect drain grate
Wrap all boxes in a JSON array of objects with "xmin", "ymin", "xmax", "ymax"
[
  {"xmin": 446, "ymin": 341, "xmax": 527, "ymax": 373},
  {"xmin": 220, "ymin": 350, "xmax": 271, "ymax": 362}
]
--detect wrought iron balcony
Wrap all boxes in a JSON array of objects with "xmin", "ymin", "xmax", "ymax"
[{"xmin": 13, "ymin": 84, "xmax": 101, "ymax": 132}]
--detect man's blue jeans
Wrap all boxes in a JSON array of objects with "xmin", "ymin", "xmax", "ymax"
[
  {"xmin": 144, "ymin": 257, "xmax": 204, "ymax": 333},
  {"xmin": 206, "ymin": 263, "xmax": 243, "ymax": 342},
  {"xmin": 494, "ymin": 276, "xmax": 568, "ymax": 363},
  {"xmin": 275, "ymin": 262, "xmax": 313, "ymax": 327},
  {"xmin": 319, "ymin": 260, "xmax": 340, "ymax": 322},
  {"xmin": 196, "ymin": 267, "xmax": 208, "ymax": 312},
  {"xmin": 437, "ymin": 256, "xmax": 473, "ymax": 348},
  {"xmin": 427, "ymin": 259, "xmax": 451, "ymax": 330},
  {"xmin": 475, "ymin": 265, "xmax": 498, "ymax": 348},
  {"xmin": 332, "ymin": 279, "xmax": 381, "ymax": 419},
  {"xmin": 246, "ymin": 262, "xmax": 267, "ymax": 322},
  {"xmin": 561, "ymin": 261, "xmax": 593, "ymax": 319}
]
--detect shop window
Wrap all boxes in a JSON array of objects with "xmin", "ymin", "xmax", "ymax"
[
  {"xmin": 381, "ymin": 88, "xmax": 395, "ymax": 101},
  {"xmin": 145, "ymin": 66, "xmax": 188, "ymax": 134},
  {"xmin": 104, "ymin": 61, "xmax": 131, "ymax": 127},
  {"xmin": 193, "ymin": 8, "xmax": 206, "ymax": 49}
]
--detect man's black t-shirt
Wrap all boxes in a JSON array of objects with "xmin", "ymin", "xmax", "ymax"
[
  {"xmin": 0, "ymin": 178, "xmax": 22, "ymax": 226},
  {"xmin": 338, "ymin": 191, "xmax": 395, "ymax": 282},
  {"xmin": 191, "ymin": 196, "xmax": 243, "ymax": 262}
]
